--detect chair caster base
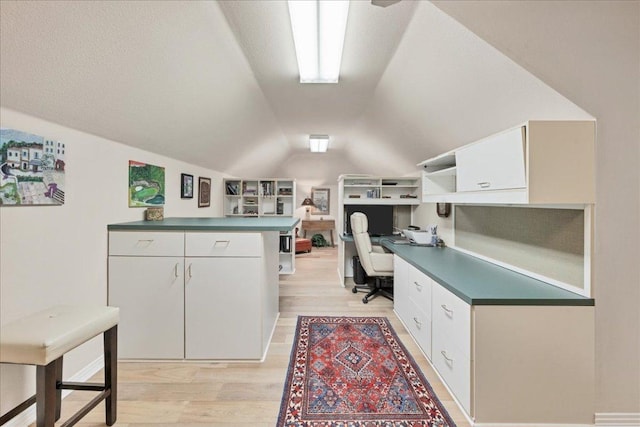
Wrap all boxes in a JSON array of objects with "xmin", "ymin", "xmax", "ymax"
[
  {"xmin": 362, "ymin": 297, "xmax": 369, "ymax": 304},
  {"xmin": 352, "ymin": 287, "xmax": 358, "ymax": 293}
]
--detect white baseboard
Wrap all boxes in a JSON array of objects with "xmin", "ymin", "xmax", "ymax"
[
  {"xmin": 595, "ymin": 413, "xmax": 640, "ymax": 426},
  {"xmin": 3, "ymin": 355, "xmax": 104, "ymax": 427},
  {"xmin": 474, "ymin": 424, "xmax": 592, "ymax": 427}
]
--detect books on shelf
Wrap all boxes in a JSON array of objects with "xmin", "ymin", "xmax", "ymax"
[{"xmin": 226, "ymin": 182, "xmax": 240, "ymax": 195}]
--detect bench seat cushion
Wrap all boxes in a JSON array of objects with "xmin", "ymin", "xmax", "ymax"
[{"xmin": 0, "ymin": 305, "xmax": 119, "ymax": 366}]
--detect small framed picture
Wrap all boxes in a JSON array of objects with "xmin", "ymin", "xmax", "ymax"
[
  {"xmin": 181, "ymin": 173, "xmax": 194, "ymax": 199},
  {"xmin": 311, "ymin": 187, "xmax": 330, "ymax": 215},
  {"xmin": 198, "ymin": 177, "xmax": 211, "ymax": 208}
]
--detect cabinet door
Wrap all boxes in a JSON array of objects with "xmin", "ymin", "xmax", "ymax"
[
  {"xmin": 393, "ymin": 255, "xmax": 409, "ymax": 318},
  {"xmin": 184, "ymin": 257, "xmax": 262, "ymax": 359},
  {"xmin": 108, "ymin": 256, "xmax": 184, "ymax": 359},
  {"xmin": 456, "ymin": 126, "xmax": 526, "ymax": 192}
]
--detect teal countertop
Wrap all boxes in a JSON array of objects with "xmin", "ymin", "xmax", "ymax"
[
  {"xmin": 381, "ymin": 240, "xmax": 594, "ymax": 306},
  {"xmin": 108, "ymin": 217, "xmax": 299, "ymax": 232}
]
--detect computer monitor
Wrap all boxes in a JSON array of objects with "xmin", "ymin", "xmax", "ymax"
[{"xmin": 345, "ymin": 205, "xmax": 394, "ymax": 237}]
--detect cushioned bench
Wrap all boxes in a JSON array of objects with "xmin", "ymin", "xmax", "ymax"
[
  {"xmin": 295, "ymin": 227, "xmax": 312, "ymax": 254},
  {"xmin": 0, "ymin": 305, "xmax": 119, "ymax": 427}
]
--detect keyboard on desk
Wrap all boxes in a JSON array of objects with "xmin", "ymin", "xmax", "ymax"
[{"xmin": 381, "ymin": 236, "xmax": 410, "ymax": 245}]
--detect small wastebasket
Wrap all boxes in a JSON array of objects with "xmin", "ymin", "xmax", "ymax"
[{"xmin": 353, "ymin": 256, "xmax": 368, "ymax": 285}]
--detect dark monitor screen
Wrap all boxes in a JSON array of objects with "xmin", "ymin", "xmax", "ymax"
[{"xmin": 345, "ymin": 205, "xmax": 394, "ymax": 236}]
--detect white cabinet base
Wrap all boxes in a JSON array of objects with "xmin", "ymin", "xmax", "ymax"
[{"xmin": 108, "ymin": 256, "xmax": 185, "ymax": 359}]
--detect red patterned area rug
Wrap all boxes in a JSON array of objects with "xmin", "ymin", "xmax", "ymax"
[{"xmin": 277, "ymin": 316, "xmax": 457, "ymax": 427}]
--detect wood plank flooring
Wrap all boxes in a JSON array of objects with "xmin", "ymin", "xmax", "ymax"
[{"xmin": 44, "ymin": 247, "xmax": 471, "ymax": 426}]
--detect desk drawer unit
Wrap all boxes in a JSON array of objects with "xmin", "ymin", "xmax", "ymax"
[
  {"xmin": 109, "ymin": 231, "xmax": 184, "ymax": 256},
  {"xmin": 186, "ymin": 232, "xmax": 262, "ymax": 257},
  {"xmin": 407, "ymin": 264, "xmax": 433, "ymax": 358},
  {"xmin": 404, "ymin": 299, "xmax": 432, "ymax": 359},
  {"xmin": 432, "ymin": 283, "xmax": 471, "ymax": 413}
]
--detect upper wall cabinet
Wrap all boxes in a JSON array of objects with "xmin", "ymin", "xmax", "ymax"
[{"xmin": 418, "ymin": 121, "xmax": 595, "ymax": 204}]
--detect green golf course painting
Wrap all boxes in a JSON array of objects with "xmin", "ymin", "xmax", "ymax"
[{"xmin": 128, "ymin": 160, "xmax": 165, "ymax": 207}]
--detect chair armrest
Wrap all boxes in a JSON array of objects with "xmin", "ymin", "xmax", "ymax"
[{"xmin": 370, "ymin": 252, "xmax": 394, "ymax": 272}]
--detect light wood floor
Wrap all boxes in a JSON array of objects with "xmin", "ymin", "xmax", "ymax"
[{"xmin": 45, "ymin": 247, "xmax": 471, "ymax": 426}]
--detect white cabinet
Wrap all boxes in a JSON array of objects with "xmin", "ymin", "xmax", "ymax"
[
  {"xmin": 108, "ymin": 256, "xmax": 185, "ymax": 359},
  {"xmin": 184, "ymin": 257, "xmax": 262, "ymax": 359},
  {"xmin": 223, "ymin": 178, "xmax": 296, "ymax": 275},
  {"xmin": 393, "ymin": 256, "xmax": 433, "ymax": 360},
  {"xmin": 108, "ymin": 229, "xmax": 278, "ymax": 361},
  {"xmin": 431, "ymin": 283, "xmax": 471, "ymax": 414},
  {"xmin": 456, "ymin": 126, "xmax": 526, "ymax": 192},
  {"xmin": 393, "ymin": 256, "xmax": 410, "ymax": 318},
  {"xmin": 419, "ymin": 120, "xmax": 595, "ymax": 204},
  {"xmin": 393, "ymin": 258, "xmax": 595, "ymax": 424}
]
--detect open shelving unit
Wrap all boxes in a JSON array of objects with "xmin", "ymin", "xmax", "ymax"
[
  {"xmin": 223, "ymin": 178, "xmax": 296, "ymax": 274},
  {"xmin": 340, "ymin": 175, "xmax": 421, "ymax": 205}
]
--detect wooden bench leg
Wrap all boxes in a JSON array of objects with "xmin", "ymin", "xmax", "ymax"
[
  {"xmin": 104, "ymin": 325, "xmax": 117, "ymax": 426},
  {"xmin": 54, "ymin": 357, "xmax": 63, "ymax": 421},
  {"xmin": 36, "ymin": 359, "xmax": 58, "ymax": 427}
]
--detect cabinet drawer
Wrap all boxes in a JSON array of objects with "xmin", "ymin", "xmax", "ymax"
[
  {"xmin": 432, "ymin": 327, "xmax": 471, "ymax": 414},
  {"xmin": 432, "ymin": 283, "xmax": 471, "ymax": 358},
  {"xmin": 456, "ymin": 126, "xmax": 526, "ymax": 192},
  {"xmin": 109, "ymin": 231, "xmax": 184, "ymax": 256},
  {"xmin": 402, "ymin": 299, "xmax": 432, "ymax": 360},
  {"xmin": 408, "ymin": 265, "xmax": 432, "ymax": 317},
  {"xmin": 186, "ymin": 232, "xmax": 262, "ymax": 257}
]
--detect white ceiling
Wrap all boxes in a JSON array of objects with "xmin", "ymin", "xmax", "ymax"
[{"xmin": 0, "ymin": 0, "xmax": 592, "ymax": 185}]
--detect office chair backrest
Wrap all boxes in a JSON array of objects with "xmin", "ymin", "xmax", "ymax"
[{"xmin": 350, "ymin": 212, "xmax": 375, "ymax": 275}]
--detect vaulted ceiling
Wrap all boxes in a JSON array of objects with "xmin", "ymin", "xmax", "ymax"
[{"xmin": 0, "ymin": 1, "xmax": 592, "ymax": 186}]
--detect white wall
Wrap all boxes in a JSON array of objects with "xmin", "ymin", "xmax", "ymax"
[{"xmin": 0, "ymin": 107, "xmax": 227, "ymax": 414}]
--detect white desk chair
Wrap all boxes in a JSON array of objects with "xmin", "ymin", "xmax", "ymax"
[{"xmin": 350, "ymin": 212, "xmax": 394, "ymax": 303}]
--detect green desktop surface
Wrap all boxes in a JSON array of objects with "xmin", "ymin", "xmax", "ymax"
[
  {"xmin": 108, "ymin": 216, "xmax": 299, "ymax": 232},
  {"xmin": 381, "ymin": 240, "xmax": 594, "ymax": 306}
]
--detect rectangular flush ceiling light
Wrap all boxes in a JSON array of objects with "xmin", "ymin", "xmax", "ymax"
[
  {"xmin": 309, "ymin": 135, "xmax": 329, "ymax": 152},
  {"xmin": 288, "ymin": 0, "xmax": 350, "ymax": 83}
]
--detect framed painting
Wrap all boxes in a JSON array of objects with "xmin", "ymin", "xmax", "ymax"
[
  {"xmin": 128, "ymin": 161, "xmax": 165, "ymax": 207},
  {"xmin": 181, "ymin": 173, "xmax": 194, "ymax": 199},
  {"xmin": 311, "ymin": 187, "xmax": 330, "ymax": 215},
  {"xmin": 198, "ymin": 177, "xmax": 211, "ymax": 208},
  {"xmin": 0, "ymin": 128, "xmax": 66, "ymax": 205}
]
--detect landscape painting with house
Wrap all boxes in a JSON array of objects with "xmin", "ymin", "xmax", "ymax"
[{"xmin": 0, "ymin": 128, "xmax": 66, "ymax": 205}]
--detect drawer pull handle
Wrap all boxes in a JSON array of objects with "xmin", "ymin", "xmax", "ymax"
[
  {"xmin": 414, "ymin": 281, "xmax": 422, "ymax": 291},
  {"xmin": 213, "ymin": 240, "xmax": 230, "ymax": 248},
  {"xmin": 477, "ymin": 181, "xmax": 491, "ymax": 188},
  {"xmin": 136, "ymin": 239, "xmax": 154, "ymax": 247},
  {"xmin": 441, "ymin": 350, "xmax": 454, "ymax": 365},
  {"xmin": 413, "ymin": 317, "xmax": 422, "ymax": 329},
  {"xmin": 174, "ymin": 263, "xmax": 179, "ymax": 279},
  {"xmin": 441, "ymin": 304, "xmax": 453, "ymax": 317},
  {"xmin": 187, "ymin": 263, "xmax": 193, "ymax": 280}
]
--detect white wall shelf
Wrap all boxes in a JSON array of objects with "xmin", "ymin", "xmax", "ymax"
[{"xmin": 223, "ymin": 178, "xmax": 296, "ymax": 274}]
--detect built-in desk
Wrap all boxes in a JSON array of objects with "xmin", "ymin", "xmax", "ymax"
[{"xmin": 381, "ymin": 241, "xmax": 595, "ymax": 425}]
